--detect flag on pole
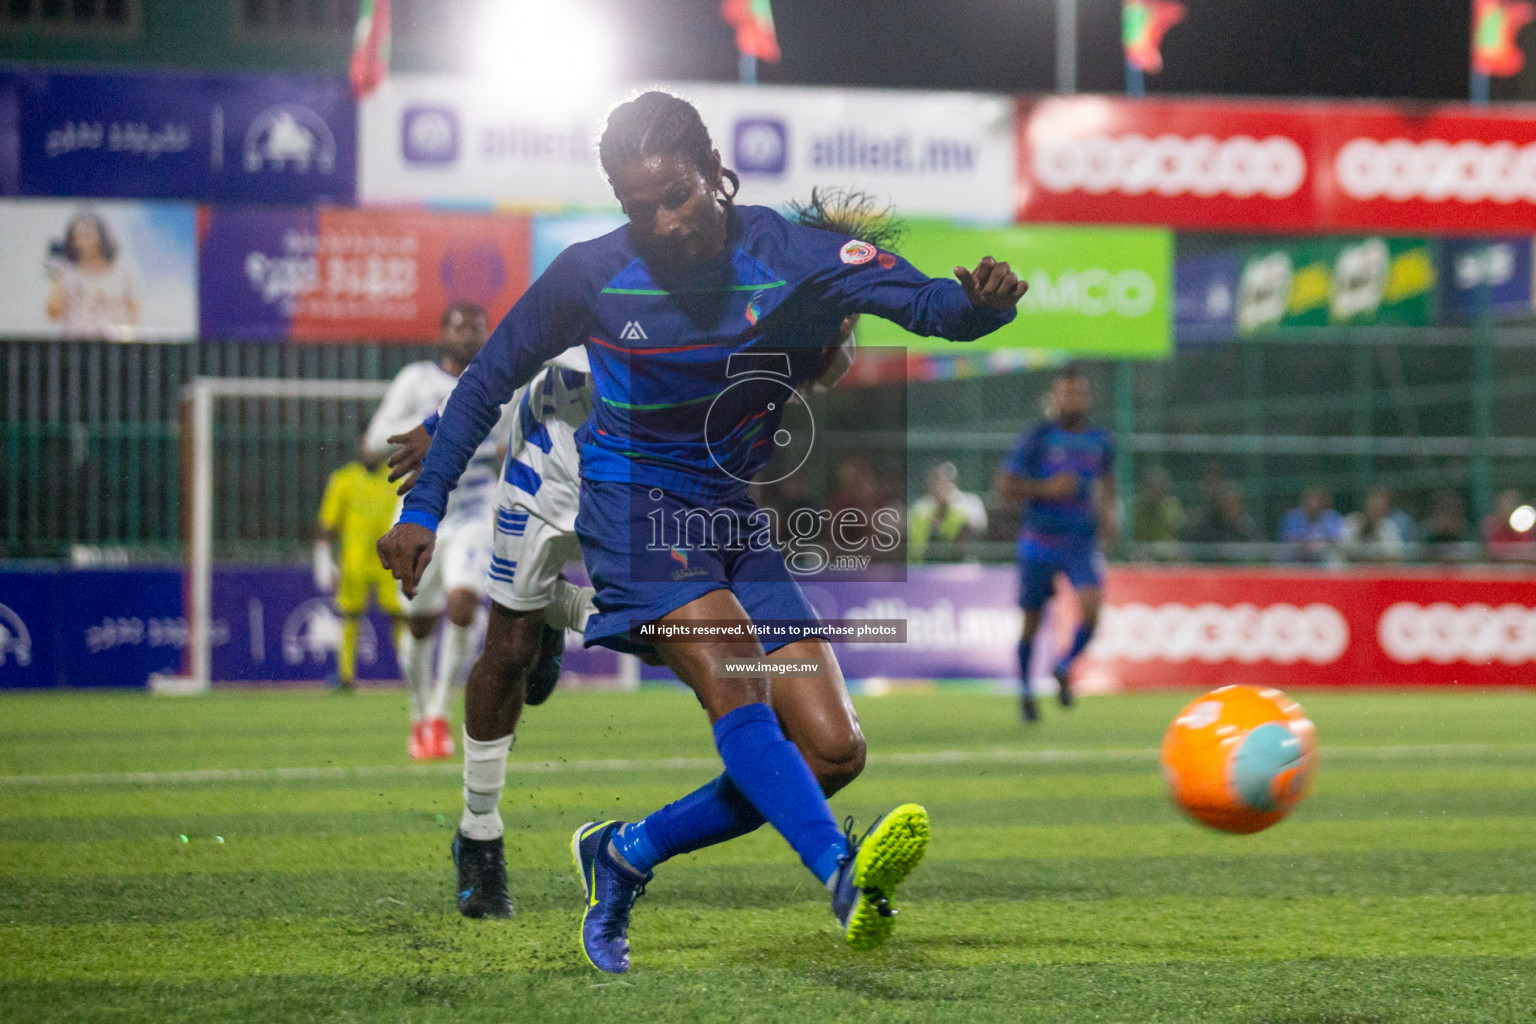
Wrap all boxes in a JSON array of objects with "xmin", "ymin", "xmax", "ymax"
[
  {"xmin": 1123, "ymin": 0, "xmax": 1186, "ymax": 74},
  {"xmin": 1473, "ymin": 0, "xmax": 1536, "ymax": 76},
  {"xmin": 349, "ymin": 0, "xmax": 392, "ymax": 100},
  {"xmin": 721, "ymin": 0, "xmax": 781, "ymax": 63}
]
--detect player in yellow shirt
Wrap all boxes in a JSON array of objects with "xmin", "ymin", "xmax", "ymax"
[{"xmin": 316, "ymin": 440, "xmax": 404, "ymax": 692}]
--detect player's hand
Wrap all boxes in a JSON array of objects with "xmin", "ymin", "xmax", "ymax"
[
  {"xmin": 312, "ymin": 541, "xmax": 338, "ymax": 593},
  {"xmin": 386, "ymin": 425, "xmax": 432, "ymax": 496},
  {"xmin": 1042, "ymin": 472, "xmax": 1079, "ymax": 499},
  {"xmin": 377, "ymin": 523, "xmax": 435, "ymax": 599},
  {"xmin": 955, "ymin": 256, "xmax": 1028, "ymax": 311}
]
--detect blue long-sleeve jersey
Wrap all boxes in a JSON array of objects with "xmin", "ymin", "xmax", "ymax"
[{"xmin": 401, "ymin": 204, "xmax": 1015, "ymax": 528}]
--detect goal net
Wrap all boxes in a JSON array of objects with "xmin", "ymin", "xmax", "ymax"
[{"xmin": 151, "ymin": 376, "xmax": 637, "ymax": 694}]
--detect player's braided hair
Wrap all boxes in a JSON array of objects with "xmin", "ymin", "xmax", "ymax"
[
  {"xmin": 785, "ymin": 187, "xmax": 907, "ymax": 251},
  {"xmin": 599, "ymin": 91, "xmax": 741, "ymax": 201}
]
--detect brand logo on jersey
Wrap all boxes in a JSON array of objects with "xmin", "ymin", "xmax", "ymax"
[
  {"xmin": 877, "ymin": 251, "xmax": 897, "ymax": 269},
  {"xmin": 0, "ymin": 602, "xmax": 32, "ymax": 667},
  {"xmin": 744, "ymin": 291, "xmax": 764, "ymax": 326},
  {"xmin": 620, "ymin": 321, "xmax": 648, "ymax": 341},
  {"xmin": 840, "ymin": 240, "xmax": 877, "ymax": 266}
]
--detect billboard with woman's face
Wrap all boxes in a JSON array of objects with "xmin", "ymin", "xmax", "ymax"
[{"xmin": 0, "ymin": 199, "xmax": 196, "ymax": 342}]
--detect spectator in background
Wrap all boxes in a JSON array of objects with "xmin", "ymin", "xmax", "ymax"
[
  {"xmin": 826, "ymin": 454, "xmax": 897, "ymax": 558},
  {"xmin": 1279, "ymin": 487, "xmax": 1344, "ymax": 564},
  {"xmin": 1482, "ymin": 489, "xmax": 1536, "ymax": 561},
  {"xmin": 1131, "ymin": 466, "xmax": 1184, "ymax": 549},
  {"xmin": 1183, "ymin": 484, "xmax": 1261, "ymax": 558},
  {"xmin": 908, "ymin": 461, "xmax": 987, "ymax": 563},
  {"xmin": 1422, "ymin": 488, "xmax": 1470, "ymax": 558},
  {"xmin": 1343, "ymin": 486, "xmax": 1408, "ymax": 562}
]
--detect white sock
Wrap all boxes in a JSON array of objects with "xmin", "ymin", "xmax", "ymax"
[
  {"xmin": 398, "ymin": 629, "xmax": 434, "ymax": 724},
  {"xmin": 460, "ymin": 728, "xmax": 513, "ymax": 841},
  {"xmin": 429, "ymin": 622, "xmax": 472, "ymax": 721},
  {"xmin": 547, "ymin": 578, "xmax": 597, "ymax": 634}
]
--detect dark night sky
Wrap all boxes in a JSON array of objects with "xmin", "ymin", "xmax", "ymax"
[{"xmin": 608, "ymin": 0, "xmax": 1536, "ymax": 104}]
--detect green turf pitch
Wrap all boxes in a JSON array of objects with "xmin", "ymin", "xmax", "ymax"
[{"xmin": 2, "ymin": 688, "xmax": 1533, "ymax": 1023}]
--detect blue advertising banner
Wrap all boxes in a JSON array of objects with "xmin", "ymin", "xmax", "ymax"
[
  {"xmin": 0, "ymin": 70, "xmax": 356, "ymax": 204},
  {"xmin": 0, "ymin": 570, "xmax": 59, "ymax": 689},
  {"xmin": 60, "ymin": 568, "xmax": 184, "ymax": 688},
  {"xmin": 1438, "ymin": 237, "xmax": 1535, "ymax": 321},
  {"xmin": 1174, "ymin": 251, "xmax": 1240, "ymax": 345}
]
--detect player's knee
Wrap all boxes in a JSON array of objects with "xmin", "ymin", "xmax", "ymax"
[
  {"xmin": 806, "ymin": 729, "xmax": 866, "ymax": 794},
  {"xmin": 446, "ymin": 591, "xmax": 478, "ymax": 628},
  {"xmin": 479, "ymin": 612, "xmax": 541, "ymax": 688}
]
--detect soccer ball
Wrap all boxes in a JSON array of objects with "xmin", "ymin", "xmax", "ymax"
[{"xmin": 1160, "ymin": 685, "xmax": 1317, "ymax": 835}]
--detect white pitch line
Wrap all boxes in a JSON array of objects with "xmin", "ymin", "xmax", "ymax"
[{"xmin": 0, "ymin": 742, "xmax": 1531, "ymax": 789}]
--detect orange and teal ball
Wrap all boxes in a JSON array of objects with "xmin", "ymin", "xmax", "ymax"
[{"xmin": 1160, "ymin": 685, "xmax": 1317, "ymax": 834}]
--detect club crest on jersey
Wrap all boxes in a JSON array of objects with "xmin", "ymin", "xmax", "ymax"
[
  {"xmin": 840, "ymin": 240, "xmax": 877, "ymax": 266},
  {"xmin": 620, "ymin": 321, "xmax": 648, "ymax": 341}
]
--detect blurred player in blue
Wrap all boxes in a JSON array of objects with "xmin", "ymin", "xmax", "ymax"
[
  {"xmin": 378, "ymin": 90, "xmax": 1026, "ymax": 972},
  {"xmin": 994, "ymin": 364, "xmax": 1116, "ymax": 723}
]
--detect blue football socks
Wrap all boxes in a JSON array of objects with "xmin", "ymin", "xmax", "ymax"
[
  {"xmin": 611, "ymin": 704, "xmax": 847, "ymax": 884},
  {"xmin": 1017, "ymin": 635, "xmax": 1035, "ymax": 695},
  {"xmin": 611, "ymin": 773, "xmax": 765, "ymax": 875},
  {"xmin": 1057, "ymin": 622, "xmax": 1095, "ymax": 671},
  {"xmin": 711, "ymin": 703, "xmax": 847, "ymax": 883}
]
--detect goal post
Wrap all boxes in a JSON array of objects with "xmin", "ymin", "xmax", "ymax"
[
  {"xmin": 152, "ymin": 377, "xmax": 393, "ymax": 694},
  {"xmin": 150, "ymin": 375, "xmax": 640, "ymax": 696}
]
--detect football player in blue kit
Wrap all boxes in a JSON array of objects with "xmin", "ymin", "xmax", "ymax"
[
  {"xmin": 994, "ymin": 364, "xmax": 1116, "ymax": 723},
  {"xmin": 377, "ymin": 90, "xmax": 1027, "ymax": 972}
]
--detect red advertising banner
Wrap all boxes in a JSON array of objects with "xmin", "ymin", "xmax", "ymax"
[
  {"xmin": 198, "ymin": 207, "xmax": 532, "ymax": 342},
  {"xmin": 1017, "ymin": 96, "xmax": 1320, "ymax": 231},
  {"xmin": 1315, "ymin": 103, "xmax": 1536, "ymax": 233},
  {"xmin": 1017, "ymin": 95, "xmax": 1536, "ymax": 234},
  {"xmin": 1079, "ymin": 567, "xmax": 1536, "ymax": 690},
  {"xmin": 291, "ymin": 209, "xmax": 531, "ymax": 341}
]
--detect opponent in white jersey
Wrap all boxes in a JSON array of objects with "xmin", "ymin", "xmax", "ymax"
[{"xmin": 365, "ymin": 303, "xmax": 513, "ymax": 761}]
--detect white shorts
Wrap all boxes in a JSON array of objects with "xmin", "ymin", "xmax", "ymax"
[
  {"xmin": 404, "ymin": 512, "xmax": 493, "ymax": 616},
  {"xmin": 487, "ymin": 412, "xmax": 583, "ymax": 612}
]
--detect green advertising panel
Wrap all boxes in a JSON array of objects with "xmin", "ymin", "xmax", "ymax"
[
  {"xmin": 859, "ymin": 221, "xmax": 1173, "ymax": 359},
  {"xmin": 1234, "ymin": 236, "xmax": 1435, "ymax": 334}
]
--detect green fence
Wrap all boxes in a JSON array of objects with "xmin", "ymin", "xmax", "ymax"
[
  {"xmin": 4, "ymin": 326, "xmax": 1535, "ymax": 562},
  {"xmin": 1, "ymin": 340, "xmax": 434, "ymax": 560}
]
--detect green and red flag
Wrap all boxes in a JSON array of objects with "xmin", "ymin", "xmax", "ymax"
[
  {"xmin": 721, "ymin": 0, "xmax": 781, "ymax": 63},
  {"xmin": 1473, "ymin": 0, "xmax": 1535, "ymax": 76},
  {"xmin": 1123, "ymin": 0, "xmax": 1186, "ymax": 74},
  {"xmin": 349, "ymin": 0, "xmax": 392, "ymax": 100}
]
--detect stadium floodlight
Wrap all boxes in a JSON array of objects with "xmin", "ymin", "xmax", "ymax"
[
  {"xmin": 470, "ymin": 0, "xmax": 617, "ymax": 116},
  {"xmin": 1511, "ymin": 505, "xmax": 1536, "ymax": 533}
]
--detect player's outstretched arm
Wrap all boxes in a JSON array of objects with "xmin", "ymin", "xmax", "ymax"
[
  {"xmin": 401, "ymin": 249, "xmax": 591, "ymax": 531},
  {"xmin": 809, "ymin": 229, "xmax": 1026, "ymax": 342}
]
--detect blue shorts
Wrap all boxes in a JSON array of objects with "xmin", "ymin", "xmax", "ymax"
[
  {"xmin": 1017, "ymin": 537, "xmax": 1105, "ymax": 612},
  {"xmin": 575, "ymin": 478, "xmax": 822, "ymax": 657}
]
